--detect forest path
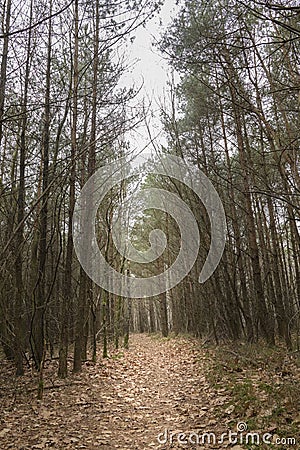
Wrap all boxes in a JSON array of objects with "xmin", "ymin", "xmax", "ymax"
[{"xmin": 1, "ymin": 334, "xmax": 239, "ymax": 450}]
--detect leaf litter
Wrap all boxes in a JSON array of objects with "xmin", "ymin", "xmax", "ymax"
[{"xmin": 0, "ymin": 334, "xmax": 299, "ymax": 449}]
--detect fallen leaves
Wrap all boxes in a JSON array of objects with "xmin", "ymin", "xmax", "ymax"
[{"xmin": 1, "ymin": 335, "xmax": 299, "ymax": 449}]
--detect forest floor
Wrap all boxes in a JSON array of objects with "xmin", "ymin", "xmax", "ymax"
[{"xmin": 0, "ymin": 334, "xmax": 300, "ymax": 450}]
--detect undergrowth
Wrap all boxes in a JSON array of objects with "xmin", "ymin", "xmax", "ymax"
[{"xmin": 204, "ymin": 342, "xmax": 300, "ymax": 449}]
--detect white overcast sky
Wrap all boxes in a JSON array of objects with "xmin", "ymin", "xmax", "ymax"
[{"xmin": 119, "ymin": 0, "xmax": 180, "ymax": 154}]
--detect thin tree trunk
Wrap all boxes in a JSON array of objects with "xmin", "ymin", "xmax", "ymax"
[
  {"xmin": 31, "ymin": 3, "xmax": 52, "ymax": 369},
  {"xmin": 14, "ymin": 0, "xmax": 34, "ymax": 375},
  {"xmin": 0, "ymin": 0, "xmax": 12, "ymax": 147},
  {"xmin": 58, "ymin": 0, "xmax": 78, "ymax": 378}
]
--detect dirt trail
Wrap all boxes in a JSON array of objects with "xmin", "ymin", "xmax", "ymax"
[{"xmin": 0, "ymin": 334, "xmax": 233, "ymax": 449}]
